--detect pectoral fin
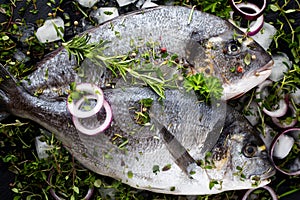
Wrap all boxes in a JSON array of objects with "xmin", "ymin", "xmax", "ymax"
[{"xmin": 150, "ymin": 114, "xmax": 197, "ymax": 176}]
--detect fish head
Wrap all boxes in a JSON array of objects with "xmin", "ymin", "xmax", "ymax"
[
  {"xmin": 212, "ymin": 121, "xmax": 276, "ymax": 184},
  {"xmin": 193, "ymin": 26, "xmax": 273, "ymax": 100}
]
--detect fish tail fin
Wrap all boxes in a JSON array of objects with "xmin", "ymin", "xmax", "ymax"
[{"xmin": 0, "ymin": 64, "xmax": 22, "ymax": 115}]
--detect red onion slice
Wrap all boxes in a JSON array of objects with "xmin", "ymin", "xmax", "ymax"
[
  {"xmin": 72, "ymin": 95, "xmax": 112, "ymax": 135},
  {"xmin": 262, "ymin": 99, "xmax": 288, "ymax": 118},
  {"xmin": 229, "ymin": 0, "xmax": 266, "ymax": 20},
  {"xmin": 256, "ymin": 80, "xmax": 288, "ymax": 118},
  {"xmin": 270, "ymin": 128, "xmax": 300, "ymax": 176},
  {"xmin": 67, "ymin": 83, "xmax": 104, "ymax": 119},
  {"xmin": 50, "ymin": 188, "xmax": 95, "ymax": 200},
  {"xmin": 242, "ymin": 186, "xmax": 278, "ymax": 200},
  {"xmin": 229, "ymin": 3, "xmax": 264, "ymax": 36},
  {"xmin": 48, "ymin": 170, "xmax": 95, "ymax": 200},
  {"xmin": 247, "ymin": 16, "xmax": 264, "ymax": 36},
  {"xmin": 272, "ymin": 103, "xmax": 297, "ymax": 128}
]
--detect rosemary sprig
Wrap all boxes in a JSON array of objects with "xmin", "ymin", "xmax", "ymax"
[
  {"xmin": 127, "ymin": 68, "xmax": 166, "ymax": 99},
  {"xmin": 62, "ymin": 34, "xmax": 100, "ymax": 65},
  {"xmin": 62, "ymin": 34, "xmax": 167, "ymax": 98},
  {"xmin": 63, "ymin": 34, "xmax": 223, "ymax": 101},
  {"xmin": 86, "ymin": 47, "xmax": 167, "ymax": 99}
]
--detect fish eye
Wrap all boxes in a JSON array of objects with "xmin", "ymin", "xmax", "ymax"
[
  {"xmin": 225, "ymin": 40, "xmax": 241, "ymax": 55},
  {"xmin": 243, "ymin": 144, "xmax": 257, "ymax": 157},
  {"xmin": 229, "ymin": 44, "xmax": 238, "ymax": 51}
]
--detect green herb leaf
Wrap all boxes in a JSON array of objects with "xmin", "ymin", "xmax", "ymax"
[
  {"xmin": 162, "ymin": 164, "xmax": 172, "ymax": 171},
  {"xmin": 184, "ymin": 73, "xmax": 223, "ymax": 103},
  {"xmin": 72, "ymin": 185, "xmax": 79, "ymax": 194},
  {"xmin": 209, "ymin": 180, "xmax": 218, "ymax": 190},
  {"xmin": 104, "ymin": 11, "xmax": 113, "ymax": 15},
  {"xmin": 12, "ymin": 188, "xmax": 19, "ymax": 193},
  {"xmin": 140, "ymin": 98, "xmax": 153, "ymax": 107},
  {"xmin": 2, "ymin": 35, "xmax": 9, "ymax": 40},
  {"xmin": 236, "ymin": 166, "xmax": 243, "ymax": 171},
  {"xmin": 152, "ymin": 165, "xmax": 160, "ymax": 174},
  {"xmin": 244, "ymin": 53, "xmax": 251, "ymax": 65},
  {"xmin": 270, "ymin": 4, "xmax": 279, "ymax": 12},
  {"xmin": 127, "ymin": 171, "xmax": 133, "ymax": 178},
  {"xmin": 284, "ymin": 9, "xmax": 296, "ymax": 13},
  {"xmin": 94, "ymin": 179, "xmax": 102, "ymax": 187}
]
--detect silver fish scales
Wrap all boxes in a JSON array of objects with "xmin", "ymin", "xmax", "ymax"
[{"xmin": 0, "ymin": 6, "xmax": 275, "ymax": 195}]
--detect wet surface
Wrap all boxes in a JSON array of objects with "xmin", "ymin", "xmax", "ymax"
[{"xmin": 0, "ymin": 0, "xmax": 299, "ymax": 199}]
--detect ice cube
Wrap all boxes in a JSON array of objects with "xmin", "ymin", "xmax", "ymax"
[{"xmin": 36, "ymin": 17, "xmax": 64, "ymax": 43}]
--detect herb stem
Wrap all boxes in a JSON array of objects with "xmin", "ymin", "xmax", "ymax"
[
  {"xmin": 88, "ymin": 51, "xmax": 167, "ymax": 98},
  {"xmin": 188, "ymin": 5, "xmax": 196, "ymax": 25},
  {"xmin": 278, "ymin": 188, "xmax": 300, "ymax": 198}
]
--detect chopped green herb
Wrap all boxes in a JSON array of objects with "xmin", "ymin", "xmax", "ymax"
[
  {"xmin": 209, "ymin": 180, "xmax": 223, "ymax": 190},
  {"xmin": 152, "ymin": 165, "xmax": 160, "ymax": 174},
  {"xmin": 104, "ymin": 153, "xmax": 112, "ymax": 159},
  {"xmin": 230, "ymin": 66, "xmax": 236, "ymax": 73},
  {"xmin": 189, "ymin": 170, "xmax": 196, "ymax": 175},
  {"xmin": 204, "ymin": 165, "xmax": 213, "ymax": 169},
  {"xmin": 104, "ymin": 11, "xmax": 113, "ymax": 15},
  {"xmin": 67, "ymin": 91, "xmax": 81, "ymax": 103},
  {"xmin": 209, "ymin": 180, "xmax": 219, "ymax": 190},
  {"xmin": 139, "ymin": 98, "xmax": 153, "ymax": 107},
  {"xmin": 244, "ymin": 53, "xmax": 251, "ymax": 65},
  {"xmin": 251, "ymin": 175, "xmax": 261, "ymax": 187},
  {"xmin": 184, "ymin": 73, "xmax": 223, "ymax": 103},
  {"xmin": 127, "ymin": 171, "xmax": 133, "ymax": 178},
  {"xmin": 134, "ymin": 98, "xmax": 153, "ymax": 125},
  {"xmin": 118, "ymin": 139, "xmax": 128, "ymax": 149},
  {"xmin": 162, "ymin": 164, "xmax": 172, "ymax": 171},
  {"xmin": 115, "ymin": 31, "xmax": 121, "ymax": 38}
]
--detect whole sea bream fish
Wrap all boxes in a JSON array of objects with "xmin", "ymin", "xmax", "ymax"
[{"xmin": 0, "ymin": 6, "xmax": 275, "ymax": 195}]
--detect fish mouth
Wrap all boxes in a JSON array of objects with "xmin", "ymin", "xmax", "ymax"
[
  {"xmin": 221, "ymin": 59, "xmax": 274, "ymax": 100},
  {"xmin": 255, "ymin": 59, "xmax": 274, "ymax": 73},
  {"xmin": 250, "ymin": 167, "xmax": 276, "ymax": 181},
  {"xmin": 261, "ymin": 167, "xmax": 276, "ymax": 179}
]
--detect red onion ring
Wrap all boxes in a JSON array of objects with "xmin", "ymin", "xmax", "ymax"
[
  {"xmin": 229, "ymin": 0, "xmax": 266, "ymax": 20},
  {"xmin": 272, "ymin": 103, "xmax": 298, "ymax": 128},
  {"xmin": 48, "ymin": 170, "xmax": 95, "ymax": 200},
  {"xmin": 229, "ymin": 3, "xmax": 264, "ymax": 36},
  {"xmin": 263, "ymin": 99, "xmax": 288, "ymax": 118},
  {"xmin": 49, "ymin": 186, "xmax": 94, "ymax": 199},
  {"xmin": 256, "ymin": 80, "xmax": 288, "ymax": 118},
  {"xmin": 67, "ymin": 83, "xmax": 104, "ymax": 119},
  {"xmin": 72, "ymin": 95, "xmax": 112, "ymax": 135},
  {"xmin": 242, "ymin": 186, "xmax": 278, "ymax": 200},
  {"xmin": 270, "ymin": 128, "xmax": 300, "ymax": 176}
]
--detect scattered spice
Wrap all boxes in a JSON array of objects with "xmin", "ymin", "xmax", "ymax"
[
  {"xmin": 237, "ymin": 66, "xmax": 243, "ymax": 73},
  {"xmin": 160, "ymin": 47, "xmax": 167, "ymax": 53}
]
